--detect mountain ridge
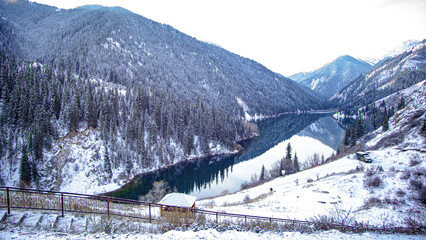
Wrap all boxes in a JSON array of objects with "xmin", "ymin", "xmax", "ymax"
[
  {"xmin": 290, "ymin": 55, "xmax": 373, "ymax": 98},
  {"xmin": 0, "ymin": 0, "xmax": 324, "ymax": 117},
  {"xmin": 330, "ymin": 40, "xmax": 426, "ymax": 110}
]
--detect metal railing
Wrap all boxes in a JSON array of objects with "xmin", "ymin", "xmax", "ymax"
[
  {"xmin": 0, "ymin": 186, "xmax": 309, "ymax": 226},
  {"xmin": 0, "ymin": 186, "xmax": 423, "ymax": 234}
]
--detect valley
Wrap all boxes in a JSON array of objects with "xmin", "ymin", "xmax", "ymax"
[{"xmin": 0, "ymin": 0, "xmax": 425, "ymax": 239}]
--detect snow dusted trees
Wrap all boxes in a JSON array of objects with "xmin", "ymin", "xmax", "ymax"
[
  {"xmin": 243, "ymin": 147, "xmax": 302, "ymax": 189},
  {"xmin": 293, "ymin": 153, "xmax": 300, "ymax": 173},
  {"xmin": 86, "ymin": 83, "xmax": 98, "ymax": 129},
  {"xmin": 279, "ymin": 143, "xmax": 300, "ymax": 176},
  {"xmin": 0, "ymin": 52, "xmax": 251, "ymax": 188},
  {"xmin": 19, "ymin": 146, "xmax": 31, "ymax": 186},
  {"xmin": 103, "ymin": 145, "xmax": 112, "ymax": 179},
  {"xmin": 342, "ymin": 103, "xmax": 395, "ymax": 147},
  {"xmin": 259, "ymin": 165, "xmax": 266, "ymax": 182},
  {"xmin": 68, "ymin": 96, "xmax": 79, "ymax": 132}
]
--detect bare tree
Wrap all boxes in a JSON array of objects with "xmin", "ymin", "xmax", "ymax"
[{"xmin": 139, "ymin": 180, "xmax": 170, "ymax": 203}]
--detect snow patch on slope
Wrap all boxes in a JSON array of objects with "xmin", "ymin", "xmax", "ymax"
[
  {"xmin": 236, "ymin": 97, "xmax": 265, "ymax": 121},
  {"xmin": 236, "ymin": 97, "xmax": 250, "ymax": 120},
  {"xmin": 310, "ymin": 77, "xmax": 324, "ymax": 90},
  {"xmin": 200, "ymin": 82, "xmax": 426, "ymax": 226}
]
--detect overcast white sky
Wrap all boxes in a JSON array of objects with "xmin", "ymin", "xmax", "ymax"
[{"xmin": 30, "ymin": 0, "xmax": 426, "ymax": 76}]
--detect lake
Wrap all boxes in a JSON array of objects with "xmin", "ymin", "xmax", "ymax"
[{"xmin": 110, "ymin": 113, "xmax": 345, "ymax": 200}]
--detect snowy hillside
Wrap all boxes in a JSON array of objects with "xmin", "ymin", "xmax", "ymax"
[
  {"xmin": 364, "ymin": 80, "xmax": 426, "ymax": 150},
  {"xmin": 0, "ymin": 0, "xmax": 324, "ymax": 117},
  {"xmin": 199, "ymin": 81, "xmax": 426, "ymax": 227},
  {"xmin": 0, "ymin": 126, "xmax": 239, "ymax": 195},
  {"xmin": 331, "ymin": 40, "xmax": 426, "ymax": 109},
  {"xmin": 290, "ymin": 55, "xmax": 372, "ymax": 98}
]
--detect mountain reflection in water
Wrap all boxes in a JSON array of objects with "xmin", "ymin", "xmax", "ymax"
[{"xmin": 109, "ymin": 114, "xmax": 344, "ymax": 200}]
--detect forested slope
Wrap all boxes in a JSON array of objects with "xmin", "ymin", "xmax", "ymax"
[
  {"xmin": 0, "ymin": 0, "xmax": 323, "ymax": 117},
  {"xmin": 331, "ymin": 40, "xmax": 426, "ymax": 110}
]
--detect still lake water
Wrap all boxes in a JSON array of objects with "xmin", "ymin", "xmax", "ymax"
[{"xmin": 110, "ymin": 113, "xmax": 345, "ymax": 200}]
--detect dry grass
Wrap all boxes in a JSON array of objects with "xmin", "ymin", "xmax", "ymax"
[
  {"xmin": 364, "ymin": 176, "xmax": 382, "ymax": 188},
  {"xmin": 222, "ymin": 192, "xmax": 272, "ymax": 207}
]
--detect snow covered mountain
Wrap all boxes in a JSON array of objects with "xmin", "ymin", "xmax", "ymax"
[
  {"xmin": 0, "ymin": 0, "xmax": 323, "ymax": 117},
  {"xmin": 0, "ymin": 0, "xmax": 323, "ymax": 195},
  {"xmin": 290, "ymin": 55, "xmax": 373, "ymax": 99},
  {"xmin": 330, "ymin": 40, "xmax": 426, "ymax": 110},
  {"xmin": 365, "ymin": 40, "xmax": 421, "ymax": 65}
]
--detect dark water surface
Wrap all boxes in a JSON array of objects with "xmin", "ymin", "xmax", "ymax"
[{"xmin": 109, "ymin": 113, "xmax": 344, "ymax": 200}]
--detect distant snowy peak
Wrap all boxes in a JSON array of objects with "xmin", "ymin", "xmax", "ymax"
[
  {"xmin": 331, "ymin": 39, "xmax": 426, "ymax": 109},
  {"xmin": 365, "ymin": 39, "xmax": 421, "ymax": 65},
  {"xmin": 289, "ymin": 55, "xmax": 373, "ymax": 98}
]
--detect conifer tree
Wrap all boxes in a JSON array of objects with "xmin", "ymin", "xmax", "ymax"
[
  {"xmin": 397, "ymin": 97, "xmax": 406, "ymax": 110},
  {"xmin": 280, "ymin": 157, "xmax": 285, "ymax": 176},
  {"xmin": 343, "ymin": 127, "xmax": 351, "ymax": 146},
  {"xmin": 382, "ymin": 109, "xmax": 389, "ymax": 131},
  {"xmin": 286, "ymin": 143, "xmax": 292, "ymax": 160},
  {"xmin": 68, "ymin": 97, "xmax": 79, "ymax": 132},
  {"xmin": 259, "ymin": 165, "xmax": 266, "ymax": 182},
  {"xmin": 86, "ymin": 84, "xmax": 98, "ymax": 129},
  {"xmin": 200, "ymin": 135, "xmax": 210, "ymax": 155},
  {"xmin": 103, "ymin": 145, "xmax": 112, "ymax": 178},
  {"xmin": 284, "ymin": 156, "xmax": 293, "ymax": 174},
  {"xmin": 0, "ymin": 134, "xmax": 4, "ymax": 158},
  {"xmin": 31, "ymin": 161, "xmax": 38, "ymax": 188},
  {"xmin": 19, "ymin": 145, "xmax": 31, "ymax": 185},
  {"xmin": 355, "ymin": 117, "xmax": 364, "ymax": 140},
  {"xmin": 284, "ymin": 143, "xmax": 294, "ymax": 174},
  {"xmin": 293, "ymin": 152, "xmax": 300, "ymax": 173},
  {"xmin": 158, "ymin": 146, "xmax": 164, "ymax": 165}
]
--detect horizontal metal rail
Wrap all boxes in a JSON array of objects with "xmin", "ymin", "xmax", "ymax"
[{"xmin": 0, "ymin": 186, "xmax": 422, "ymax": 234}]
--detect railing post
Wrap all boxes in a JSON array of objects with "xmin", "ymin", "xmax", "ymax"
[
  {"xmin": 245, "ymin": 215, "xmax": 247, "ymax": 225},
  {"xmin": 148, "ymin": 203, "xmax": 152, "ymax": 223},
  {"xmin": 216, "ymin": 212, "xmax": 218, "ymax": 223},
  {"xmin": 6, "ymin": 187, "xmax": 10, "ymax": 214},
  {"xmin": 107, "ymin": 197, "xmax": 110, "ymax": 218},
  {"xmin": 61, "ymin": 193, "xmax": 64, "ymax": 217},
  {"xmin": 22, "ymin": 190, "xmax": 25, "ymax": 208}
]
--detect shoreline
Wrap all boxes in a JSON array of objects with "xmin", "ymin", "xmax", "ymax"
[
  {"xmin": 101, "ymin": 133, "xmax": 260, "ymax": 197},
  {"xmin": 247, "ymin": 109, "xmax": 337, "ymax": 122},
  {"xmin": 101, "ymin": 110, "xmax": 335, "ymax": 198}
]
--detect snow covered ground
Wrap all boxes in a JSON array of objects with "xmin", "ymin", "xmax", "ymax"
[
  {"xmin": 0, "ymin": 207, "xmax": 424, "ymax": 239},
  {"xmin": 198, "ymin": 81, "xmax": 426, "ymax": 227},
  {"xmin": 1, "ymin": 82, "xmax": 424, "ymax": 239},
  {"xmin": 1, "ymin": 228, "xmax": 424, "ymax": 240},
  {"xmin": 191, "ymin": 134, "xmax": 335, "ymax": 198},
  {"xmin": 198, "ymin": 149, "xmax": 424, "ymax": 224}
]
